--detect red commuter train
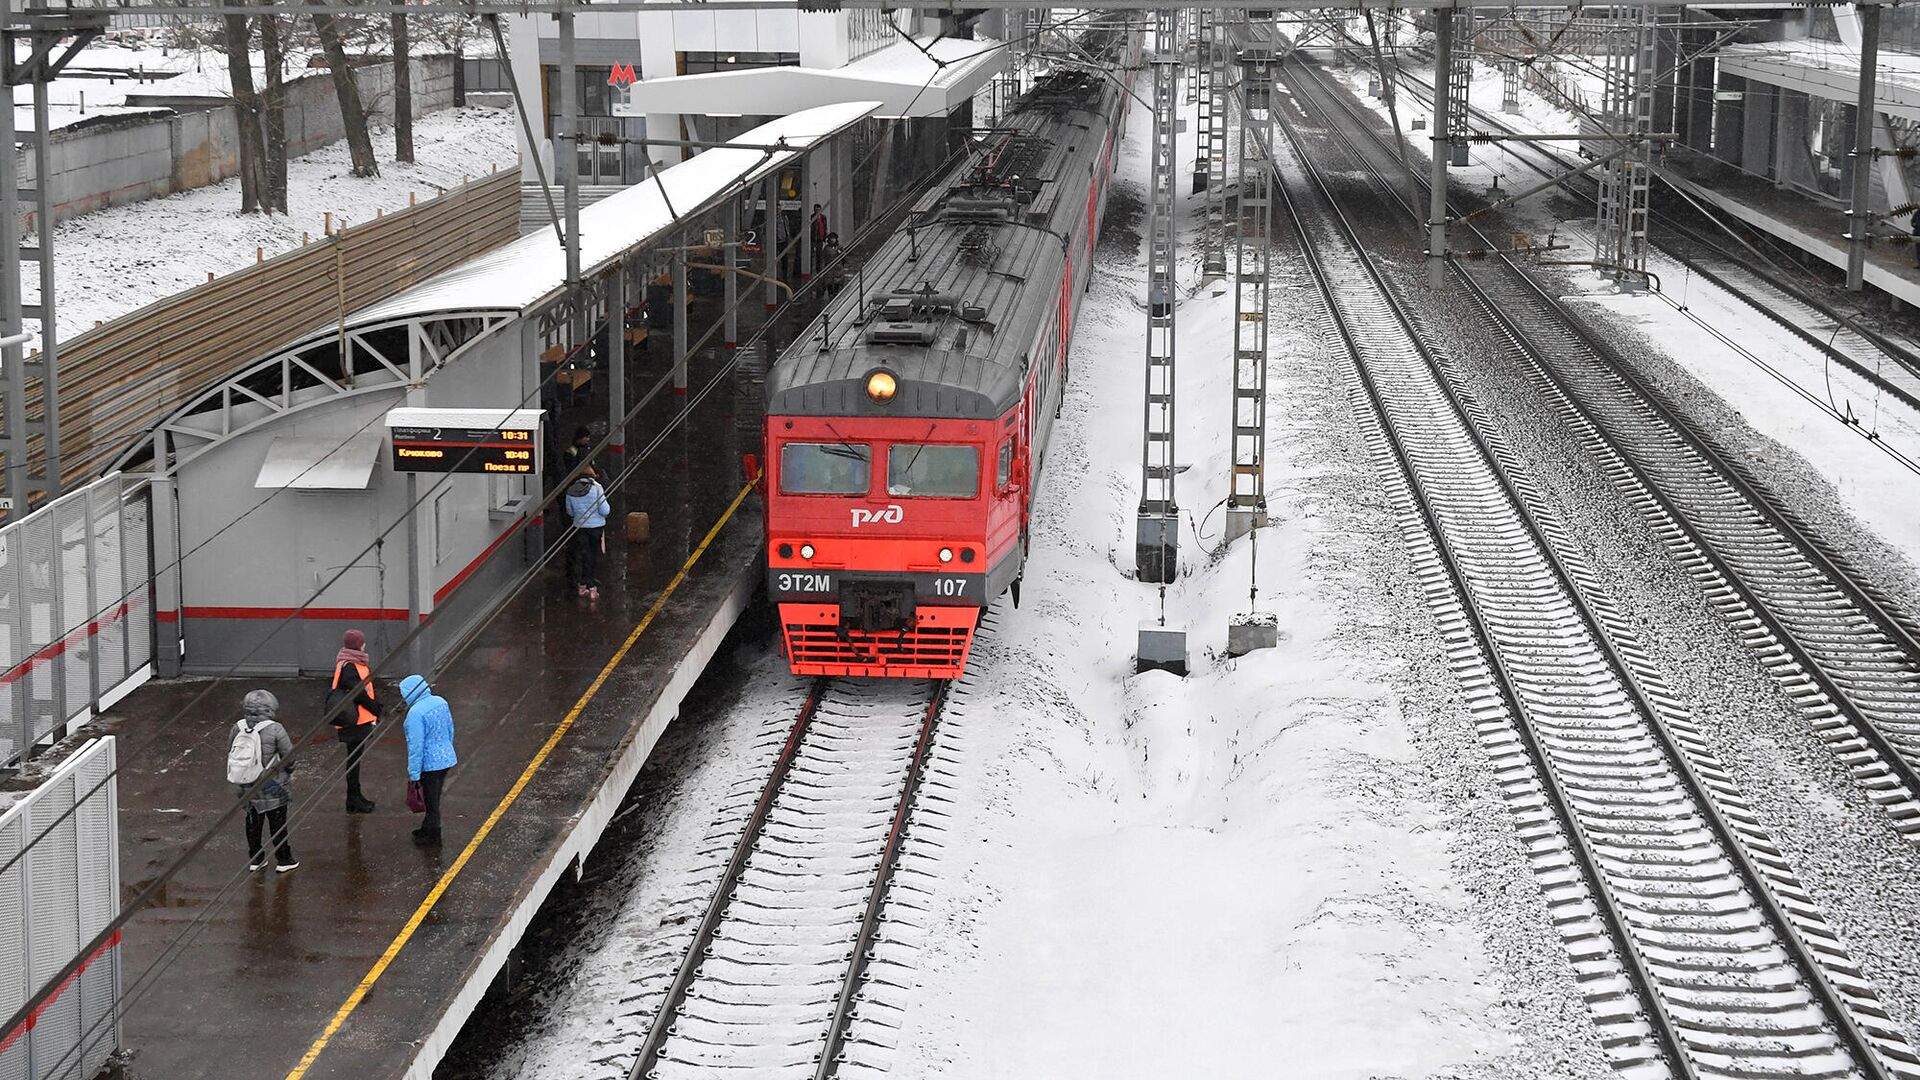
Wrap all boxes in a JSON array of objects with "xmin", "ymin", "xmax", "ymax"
[{"xmin": 763, "ymin": 28, "xmax": 1139, "ymax": 678}]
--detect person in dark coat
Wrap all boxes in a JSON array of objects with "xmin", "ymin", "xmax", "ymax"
[
  {"xmin": 810, "ymin": 203, "xmax": 829, "ymax": 263},
  {"xmin": 400, "ymin": 675, "xmax": 458, "ymax": 846},
  {"xmin": 231, "ymin": 689, "xmax": 298, "ymax": 872},
  {"xmin": 331, "ymin": 629, "xmax": 379, "ymax": 814}
]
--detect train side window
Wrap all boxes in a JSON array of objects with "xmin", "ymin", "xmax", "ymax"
[
  {"xmin": 888, "ymin": 444, "xmax": 979, "ymax": 498},
  {"xmin": 780, "ymin": 442, "xmax": 871, "ymax": 495},
  {"xmin": 996, "ymin": 439, "xmax": 1014, "ymax": 490}
]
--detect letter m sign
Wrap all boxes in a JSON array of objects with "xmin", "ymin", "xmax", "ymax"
[{"xmin": 608, "ymin": 63, "xmax": 637, "ymax": 88}]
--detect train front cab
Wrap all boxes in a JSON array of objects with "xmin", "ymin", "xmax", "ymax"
[{"xmin": 765, "ymin": 412, "xmax": 1026, "ymax": 679}]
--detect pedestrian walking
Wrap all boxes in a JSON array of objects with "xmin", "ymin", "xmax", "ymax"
[
  {"xmin": 226, "ymin": 689, "xmax": 298, "ymax": 873},
  {"xmin": 329, "ymin": 629, "xmax": 379, "ymax": 814},
  {"xmin": 566, "ymin": 468, "xmax": 612, "ymax": 600},
  {"xmin": 399, "ymin": 675, "xmax": 457, "ymax": 847}
]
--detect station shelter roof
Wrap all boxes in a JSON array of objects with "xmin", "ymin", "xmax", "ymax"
[
  {"xmin": 338, "ymin": 99, "xmax": 883, "ymax": 336},
  {"xmin": 613, "ymin": 34, "xmax": 1004, "ymax": 120},
  {"xmin": 1715, "ymin": 41, "xmax": 1920, "ymax": 123}
]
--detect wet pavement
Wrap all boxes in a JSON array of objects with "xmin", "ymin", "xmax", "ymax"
[{"xmin": 96, "ymin": 281, "xmax": 822, "ymax": 1079}]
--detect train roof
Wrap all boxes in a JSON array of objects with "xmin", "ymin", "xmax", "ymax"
[{"xmin": 768, "ymin": 68, "xmax": 1118, "ymax": 422}]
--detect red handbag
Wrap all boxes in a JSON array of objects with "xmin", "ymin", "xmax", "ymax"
[{"xmin": 405, "ymin": 780, "xmax": 426, "ymax": 814}]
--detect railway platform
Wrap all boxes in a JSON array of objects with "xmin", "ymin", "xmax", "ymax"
[
  {"xmin": 94, "ymin": 290, "xmax": 811, "ymax": 1080},
  {"xmin": 1663, "ymin": 153, "xmax": 1920, "ymax": 310}
]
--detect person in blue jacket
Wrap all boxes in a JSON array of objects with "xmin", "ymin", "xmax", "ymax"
[
  {"xmin": 400, "ymin": 674, "xmax": 457, "ymax": 846},
  {"xmin": 565, "ymin": 467, "xmax": 613, "ymax": 600}
]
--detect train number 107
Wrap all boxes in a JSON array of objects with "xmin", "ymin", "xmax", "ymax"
[{"xmin": 931, "ymin": 577, "xmax": 969, "ymax": 598}]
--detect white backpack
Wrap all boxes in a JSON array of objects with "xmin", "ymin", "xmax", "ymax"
[{"xmin": 226, "ymin": 720, "xmax": 264, "ymax": 785}]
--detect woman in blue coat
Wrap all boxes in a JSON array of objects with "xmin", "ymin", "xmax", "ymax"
[{"xmin": 400, "ymin": 674, "xmax": 457, "ymax": 846}]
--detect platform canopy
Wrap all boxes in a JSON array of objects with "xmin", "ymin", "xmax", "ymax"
[
  {"xmin": 120, "ymin": 100, "xmax": 881, "ymax": 478},
  {"xmin": 1715, "ymin": 42, "xmax": 1920, "ymax": 123},
  {"xmin": 348, "ymin": 98, "xmax": 884, "ymax": 328},
  {"xmin": 614, "ymin": 35, "xmax": 1005, "ymax": 120}
]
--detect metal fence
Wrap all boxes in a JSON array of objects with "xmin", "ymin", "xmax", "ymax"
[
  {"xmin": 47, "ymin": 168, "xmax": 521, "ymax": 492},
  {"xmin": 0, "ymin": 736, "xmax": 122, "ymax": 1080},
  {"xmin": 0, "ymin": 475, "xmax": 152, "ymax": 769}
]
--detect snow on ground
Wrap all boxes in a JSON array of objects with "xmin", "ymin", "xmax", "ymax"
[
  {"xmin": 44, "ymin": 104, "xmax": 517, "ymax": 340},
  {"xmin": 461, "ymin": 61, "xmax": 1611, "ymax": 1080},
  {"xmin": 875, "ymin": 81, "xmax": 1596, "ymax": 1080},
  {"xmin": 1331, "ymin": 55, "xmax": 1920, "ymax": 573}
]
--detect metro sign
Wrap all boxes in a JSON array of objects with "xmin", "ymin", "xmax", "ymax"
[{"xmin": 608, "ymin": 63, "xmax": 637, "ymax": 88}]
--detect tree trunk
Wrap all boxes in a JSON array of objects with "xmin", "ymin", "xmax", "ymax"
[
  {"xmin": 222, "ymin": 14, "xmax": 265, "ymax": 213},
  {"xmin": 259, "ymin": 15, "xmax": 289, "ymax": 212},
  {"xmin": 308, "ymin": 5, "xmax": 379, "ymax": 177},
  {"xmin": 391, "ymin": 12, "xmax": 413, "ymax": 163}
]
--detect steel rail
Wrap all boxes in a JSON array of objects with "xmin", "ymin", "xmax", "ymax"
[
  {"xmin": 1264, "ymin": 79, "xmax": 1693, "ymax": 1080},
  {"xmin": 814, "ymin": 677, "xmax": 951, "ymax": 1080},
  {"xmin": 1270, "ymin": 59, "xmax": 1908, "ymax": 1080},
  {"xmin": 627, "ymin": 676, "xmax": 950, "ymax": 1080},
  {"xmin": 1290, "ymin": 51, "xmax": 1920, "ymax": 808},
  {"xmin": 1361, "ymin": 46, "xmax": 1920, "ymax": 411},
  {"xmin": 626, "ymin": 676, "xmax": 830, "ymax": 1080}
]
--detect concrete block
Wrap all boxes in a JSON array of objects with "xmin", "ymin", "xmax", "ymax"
[
  {"xmin": 1227, "ymin": 612, "xmax": 1278, "ymax": 658},
  {"xmin": 1136, "ymin": 624, "xmax": 1188, "ymax": 677},
  {"xmin": 625, "ymin": 511, "xmax": 650, "ymax": 543}
]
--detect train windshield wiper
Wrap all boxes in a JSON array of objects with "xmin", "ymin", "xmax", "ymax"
[{"xmin": 822, "ymin": 420, "xmax": 867, "ymax": 461}]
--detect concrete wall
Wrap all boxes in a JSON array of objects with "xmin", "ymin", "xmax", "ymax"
[
  {"xmin": 170, "ymin": 327, "xmax": 535, "ymax": 676},
  {"xmin": 19, "ymin": 55, "xmax": 460, "ymax": 227}
]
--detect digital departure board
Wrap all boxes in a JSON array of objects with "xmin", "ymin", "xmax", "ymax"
[{"xmin": 385, "ymin": 408, "xmax": 544, "ymax": 475}]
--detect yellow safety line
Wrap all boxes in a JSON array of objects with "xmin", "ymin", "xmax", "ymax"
[{"xmin": 286, "ymin": 476, "xmax": 762, "ymax": 1079}]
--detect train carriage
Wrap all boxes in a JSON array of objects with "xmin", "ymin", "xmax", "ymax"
[{"xmin": 764, "ymin": 29, "xmax": 1138, "ymax": 679}]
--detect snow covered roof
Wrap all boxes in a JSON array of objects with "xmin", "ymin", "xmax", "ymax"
[
  {"xmin": 615, "ymin": 35, "xmax": 1003, "ymax": 120},
  {"xmin": 1715, "ymin": 41, "xmax": 1920, "ymax": 121},
  {"xmin": 324, "ymin": 100, "xmax": 881, "ymax": 336}
]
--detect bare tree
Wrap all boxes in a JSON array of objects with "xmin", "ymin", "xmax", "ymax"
[
  {"xmin": 222, "ymin": 14, "xmax": 268, "ymax": 212},
  {"xmin": 308, "ymin": 3, "xmax": 379, "ymax": 177},
  {"xmin": 391, "ymin": 11, "xmax": 413, "ymax": 162},
  {"xmin": 259, "ymin": 14, "xmax": 289, "ymax": 211}
]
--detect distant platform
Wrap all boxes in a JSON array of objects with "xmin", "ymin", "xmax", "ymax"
[{"xmin": 1664, "ymin": 154, "xmax": 1920, "ymax": 311}]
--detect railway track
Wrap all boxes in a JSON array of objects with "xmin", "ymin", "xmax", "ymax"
[
  {"xmin": 627, "ymin": 675, "xmax": 951, "ymax": 1080},
  {"xmin": 1278, "ymin": 53, "xmax": 1920, "ymax": 839},
  {"xmin": 1346, "ymin": 48, "xmax": 1920, "ymax": 416},
  {"xmin": 1263, "ymin": 58, "xmax": 1920, "ymax": 1080}
]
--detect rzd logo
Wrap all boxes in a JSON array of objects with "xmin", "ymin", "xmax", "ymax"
[
  {"xmin": 607, "ymin": 63, "xmax": 637, "ymax": 88},
  {"xmin": 850, "ymin": 504, "xmax": 904, "ymax": 529}
]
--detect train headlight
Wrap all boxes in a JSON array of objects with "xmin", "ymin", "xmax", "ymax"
[
  {"xmin": 777, "ymin": 543, "xmax": 793, "ymax": 559},
  {"xmin": 800, "ymin": 544, "xmax": 815, "ymax": 560},
  {"xmin": 865, "ymin": 370, "xmax": 898, "ymax": 404},
  {"xmin": 939, "ymin": 547, "xmax": 954, "ymax": 563},
  {"xmin": 960, "ymin": 548, "xmax": 976, "ymax": 564}
]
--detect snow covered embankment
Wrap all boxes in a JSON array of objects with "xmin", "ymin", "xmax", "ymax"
[{"xmin": 874, "ymin": 89, "xmax": 1611, "ymax": 1079}]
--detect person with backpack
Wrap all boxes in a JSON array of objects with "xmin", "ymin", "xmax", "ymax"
[
  {"xmin": 565, "ymin": 467, "xmax": 612, "ymax": 600},
  {"xmin": 329, "ymin": 628, "xmax": 379, "ymax": 814},
  {"xmin": 228, "ymin": 689, "xmax": 298, "ymax": 873},
  {"xmin": 399, "ymin": 674, "xmax": 457, "ymax": 847}
]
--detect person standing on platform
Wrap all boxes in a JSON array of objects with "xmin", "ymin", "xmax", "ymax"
[
  {"xmin": 810, "ymin": 203, "xmax": 829, "ymax": 263},
  {"xmin": 227, "ymin": 689, "xmax": 298, "ymax": 873},
  {"xmin": 566, "ymin": 467, "xmax": 612, "ymax": 600},
  {"xmin": 330, "ymin": 629, "xmax": 379, "ymax": 814},
  {"xmin": 820, "ymin": 233, "xmax": 845, "ymax": 297},
  {"xmin": 399, "ymin": 675, "xmax": 457, "ymax": 847},
  {"xmin": 563, "ymin": 426, "xmax": 594, "ymax": 476}
]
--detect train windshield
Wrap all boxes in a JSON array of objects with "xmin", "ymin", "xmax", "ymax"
[
  {"xmin": 781, "ymin": 442, "xmax": 871, "ymax": 495},
  {"xmin": 888, "ymin": 445, "xmax": 979, "ymax": 498}
]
